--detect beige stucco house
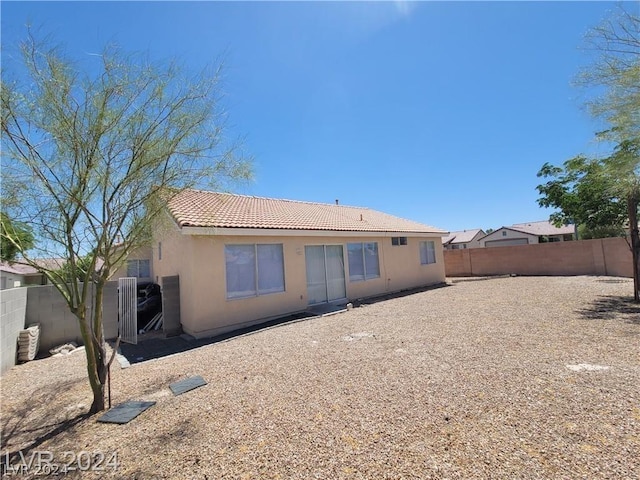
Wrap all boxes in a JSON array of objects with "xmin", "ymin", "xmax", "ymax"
[
  {"xmin": 134, "ymin": 190, "xmax": 447, "ymax": 339},
  {"xmin": 0, "ymin": 259, "xmax": 63, "ymax": 290},
  {"xmin": 480, "ymin": 221, "xmax": 575, "ymax": 248},
  {"xmin": 442, "ymin": 229, "xmax": 486, "ymax": 250}
]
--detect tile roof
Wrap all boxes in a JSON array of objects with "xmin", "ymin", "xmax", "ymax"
[
  {"xmin": 0, "ymin": 262, "xmax": 35, "ymax": 275},
  {"xmin": 509, "ymin": 221, "xmax": 575, "ymax": 236},
  {"xmin": 0, "ymin": 258, "xmax": 63, "ymax": 275},
  {"xmin": 442, "ymin": 229, "xmax": 485, "ymax": 245},
  {"xmin": 167, "ymin": 189, "xmax": 446, "ymax": 234}
]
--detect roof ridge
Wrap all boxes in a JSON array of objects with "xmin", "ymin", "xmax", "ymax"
[
  {"xmin": 169, "ymin": 188, "xmax": 447, "ymax": 233},
  {"xmin": 511, "ymin": 220, "xmax": 565, "ymax": 226},
  {"xmin": 185, "ymin": 188, "xmax": 370, "ymax": 210}
]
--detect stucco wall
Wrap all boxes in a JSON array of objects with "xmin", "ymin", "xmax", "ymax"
[
  {"xmin": 1, "ymin": 271, "xmax": 25, "ymax": 290},
  {"xmin": 444, "ymin": 237, "xmax": 632, "ymax": 278},
  {"xmin": 1, "ymin": 287, "xmax": 27, "ymax": 374},
  {"xmin": 154, "ymin": 230, "xmax": 446, "ymax": 339},
  {"xmin": 111, "ymin": 246, "xmax": 155, "ymax": 282},
  {"xmin": 481, "ymin": 229, "xmax": 538, "ymax": 247}
]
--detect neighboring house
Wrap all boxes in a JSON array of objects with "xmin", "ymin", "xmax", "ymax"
[
  {"xmin": 0, "ymin": 263, "xmax": 29, "ymax": 290},
  {"xmin": 149, "ymin": 189, "xmax": 447, "ymax": 339},
  {"xmin": 442, "ymin": 229, "xmax": 486, "ymax": 250},
  {"xmin": 0, "ymin": 258, "xmax": 63, "ymax": 290},
  {"xmin": 480, "ymin": 221, "xmax": 575, "ymax": 248}
]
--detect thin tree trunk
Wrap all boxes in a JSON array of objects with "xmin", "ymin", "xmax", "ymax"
[
  {"xmin": 93, "ymin": 283, "xmax": 108, "ymax": 413},
  {"xmin": 76, "ymin": 306, "xmax": 105, "ymax": 414},
  {"xmin": 628, "ymin": 194, "xmax": 640, "ymax": 302}
]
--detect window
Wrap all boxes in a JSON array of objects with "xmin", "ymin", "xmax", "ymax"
[
  {"xmin": 419, "ymin": 241, "xmax": 436, "ymax": 265},
  {"xmin": 127, "ymin": 259, "xmax": 151, "ymax": 278},
  {"xmin": 502, "ymin": 231, "xmax": 507, "ymax": 237},
  {"xmin": 225, "ymin": 244, "xmax": 285, "ymax": 299},
  {"xmin": 391, "ymin": 236, "xmax": 407, "ymax": 246},
  {"xmin": 158, "ymin": 242, "xmax": 162, "ymax": 260},
  {"xmin": 347, "ymin": 242, "xmax": 380, "ymax": 281}
]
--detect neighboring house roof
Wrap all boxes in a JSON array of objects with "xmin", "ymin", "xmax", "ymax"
[
  {"xmin": 0, "ymin": 262, "xmax": 33, "ymax": 275},
  {"xmin": 167, "ymin": 189, "xmax": 446, "ymax": 234},
  {"xmin": 0, "ymin": 258, "xmax": 64, "ymax": 276},
  {"xmin": 509, "ymin": 221, "xmax": 574, "ymax": 236},
  {"xmin": 442, "ymin": 229, "xmax": 485, "ymax": 245}
]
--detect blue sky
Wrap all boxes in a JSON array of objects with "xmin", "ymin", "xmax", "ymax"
[{"xmin": 1, "ymin": 1, "xmax": 629, "ymax": 232}]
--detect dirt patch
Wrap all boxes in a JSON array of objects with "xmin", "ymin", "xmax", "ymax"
[{"xmin": 1, "ymin": 276, "xmax": 638, "ymax": 479}]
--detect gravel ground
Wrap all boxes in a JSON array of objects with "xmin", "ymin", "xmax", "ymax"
[{"xmin": 1, "ymin": 276, "xmax": 639, "ymax": 479}]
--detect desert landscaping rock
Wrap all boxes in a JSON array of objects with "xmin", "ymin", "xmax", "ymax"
[{"xmin": 0, "ymin": 276, "xmax": 638, "ymax": 479}]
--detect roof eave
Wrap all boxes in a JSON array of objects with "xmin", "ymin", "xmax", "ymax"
[{"xmin": 180, "ymin": 226, "xmax": 447, "ymax": 238}]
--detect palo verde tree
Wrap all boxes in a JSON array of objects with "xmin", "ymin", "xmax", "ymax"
[
  {"xmin": 0, "ymin": 212, "xmax": 34, "ymax": 262},
  {"xmin": 1, "ymin": 32, "xmax": 251, "ymax": 413},
  {"xmin": 537, "ymin": 5, "xmax": 639, "ymax": 301}
]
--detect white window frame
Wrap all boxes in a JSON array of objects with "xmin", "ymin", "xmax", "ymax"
[
  {"xmin": 225, "ymin": 244, "xmax": 285, "ymax": 299},
  {"xmin": 127, "ymin": 259, "xmax": 151, "ymax": 278},
  {"xmin": 419, "ymin": 241, "xmax": 437, "ymax": 265},
  {"xmin": 347, "ymin": 242, "xmax": 380, "ymax": 282}
]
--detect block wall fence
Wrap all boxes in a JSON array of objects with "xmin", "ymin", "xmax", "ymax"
[{"xmin": 444, "ymin": 237, "xmax": 632, "ymax": 278}]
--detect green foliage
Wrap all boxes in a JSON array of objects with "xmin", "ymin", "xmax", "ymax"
[
  {"xmin": 536, "ymin": 153, "xmax": 628, "ymax": 237},
  {"xmin": 577, "ymin": 224, "xmax": 626, "ymax": 240},
  {"xmin": 1, "ymin": 30, "xmax": 251, "ymax": 412},
  {"xmin": 0, "ymin": 211, "xmax": 34, "ymax": 262},
  {"xmin": 540, "ymin": 4, "xmax": 639, "ymax": 300},
  {"xmin": 578, "ymin": 6, "xmax": 640, "ymax": 143},
  {"xmin": 56, "ymin": 255, "xmax": 95, "ymax": 282}
]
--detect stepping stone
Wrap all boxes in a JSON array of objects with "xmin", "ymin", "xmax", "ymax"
[
  {"xmin": 98, "ymin": 401, "xmax": 156, "ymax": 424},
  {"xmin": 169, "ymin": 375, "xmax": 207, "ymax": 396}
]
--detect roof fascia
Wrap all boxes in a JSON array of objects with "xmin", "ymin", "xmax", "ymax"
[{"xmin": 181, "ymin": 227, "xmax": 446, "ymax": 238}]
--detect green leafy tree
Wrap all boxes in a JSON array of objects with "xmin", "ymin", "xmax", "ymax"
[
  {"xmin": 538, "ymin": 5, "xmax": 639, "ymax": 300},
  {"xmin": 536, "ymin": 153, "xmax": 627, "ymax": 237},
  {"xmin": 1, "ymin": 32, "xmax": 251, "ymax": 413},
  {"xmin": 537, "ymin": 139, "xmax": 638, "ymax": 300},
  {"xmin": 0, "ymin": 212, "xmax": 34, "ymax": 262},
  {"xmin": 581, "ymin": 6, "xmax": 639, "ymax": 301}
]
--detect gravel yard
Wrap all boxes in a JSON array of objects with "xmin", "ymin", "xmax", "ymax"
[{"xmin": 1, "ymin": 276, "xmax": 639, "ymax": 479}]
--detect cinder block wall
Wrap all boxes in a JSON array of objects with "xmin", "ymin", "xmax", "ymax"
[
  {"xmin": 25, "ymin": 282, "xmax": 119, "ymax": 353},
  {"xmin": 1, "ymin": 287, "xmax": 28, "ymax": 374},
  {"xmin": 1, "ymin": 282, "xmax": 120, "ymax": 374},
  {"xmin": 26, "ymin": 285, "xmax": 86, "ymax": 351},
  {"xmin": 444, "ymin": 237, "xmax": 632, "ymax": 278}
]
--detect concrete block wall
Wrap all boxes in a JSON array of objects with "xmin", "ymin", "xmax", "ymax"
[
  {"xmin": 444, "ymin": 237, "xmax": 632, "ymax": 278},
  {"xmin": 1, "ymin": 287, "xmax": 28, "ymax": 374},
  {"xmin": 1, "ymin": 282, "xmax": 120, "ymax": 375},
  {"xmin": 26, "ymin": 285, "xmax": 86, "ymax": 352},
  {"xmin": 103, "ymin": 281, "xmax": 119, "ymax": 340},
  {"xmin": 25, "ymin": 282, "xmax": 120, "ymax": 353}
]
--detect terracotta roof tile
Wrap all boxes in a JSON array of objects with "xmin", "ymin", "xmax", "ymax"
[
  {"xmin": 167, "ymin": 190, "xmax": 446, "ymax": 234},
  {"xmin": 510, "ymin": 221, "xmax": 575, "ymax": 236},
  {"xmin": 442, "ymin": 229, "xmax": 485, "ymax": 245}
]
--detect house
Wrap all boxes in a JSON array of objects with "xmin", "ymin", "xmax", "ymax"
[
  {"xmin": 442, "ymin": 229, "xmax": 486, "ymax": 250},
  {"xmin": 139, "ymin": 190, "xmax": 447, "ymax": 339},
  {"xmin": 479, "ymin": 221, "xmax": 575, "ymax": 248},
  {"xmin": 0, "ymin": 259, "xmax": 62, "ymax": 290},
  {"xmin": 111, "ymin": 246, "xmax": 154, "ymax": 283}
]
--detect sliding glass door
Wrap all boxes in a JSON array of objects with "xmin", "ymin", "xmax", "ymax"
[{"xmin": 305, "ymin": 245, "xmax": 346, "ymax": 305}]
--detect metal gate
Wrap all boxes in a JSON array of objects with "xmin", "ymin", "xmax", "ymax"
[{"xmin": 118, "ymin": 277, "xmax": 137, "ymax": 345}]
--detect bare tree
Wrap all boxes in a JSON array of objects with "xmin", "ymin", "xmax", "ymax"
[
  {"xmin": 1, "ymin": 32, "xmax": 251, "ymax": 413},
  {"xmin": 578, "ymin": 5, "xmax": 640, "ymax": 142}
]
